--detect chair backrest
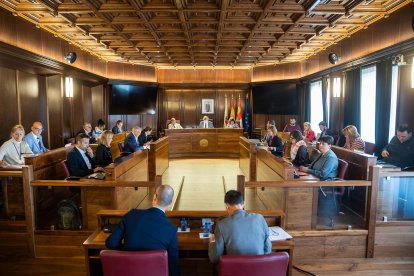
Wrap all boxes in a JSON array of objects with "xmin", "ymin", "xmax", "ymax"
[
  {"xmin": 118, "ymin": 141, "xmax": 124, "ymax": 152},
  {"xmin": 364, "ymin": 141, "xmax": 376, "ymax": 155},
  {"xmin": 60, "ymin": 160, "xmax": 70, "ymax": 178},
  {"xmin": 219, "ymin": 252, "xmax": 289, "ymax": 276},
  {"xmin": 337, "ymin": 158, "xmax": 349, "ymax": 180},
  {"xmin": 309, "ymin": 148, "xmax": 321, "ymax": 163},
  {"xmin": 100, "ymin": 250, "xmax": 168, "ymax": 276}
]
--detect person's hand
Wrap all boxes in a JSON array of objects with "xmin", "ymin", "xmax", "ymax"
[
  {"xmin": 94, "ymin": 166, "xmax": 104, "ymax": 173},
  {"xmin": 0, "ymin": 160, "xmax": 10, "ymax": 168},
  {"xmin": 86, "ymin": 147, "xmax": 94, "ymax": 157},
  {"xmin": 209, "ymin": 233, "xmax": 215, "ymax": 243},
  {"xmin": 299, "ymin": 166, "xmax": 307, "ymax": 172},
  {"xmin": 381, "ymin": 150, "xmax": 389, "ymax": 158}
]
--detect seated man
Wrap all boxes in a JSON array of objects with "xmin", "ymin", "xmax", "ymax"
[
  {"xmin": 66, "ymin": 133, "xmax": 103, "ymax": 177},
  {"xmin": 24, "ymin": 121, "xmax": 48, "ymax": 154},
  {"xmin": 208, "ymin": 190, "xmax": 271, "ymax": 264},
  {"xmin": 381, "ymin": 124, "xmax": 414, "ymax": 168},
  {"xmin": 168, "ymin": 118, "xmax": 183, "ymax": 129},
  {"xmin": 299, "ymin": 135, "xmax": 338, "ymax": 180},
  {"xmin": 283, "ymin": 118, "xmax": 302, "ymax": 133},
  {"xmin": 138, "ymin": 126, "xmax": 153, "ymax": 147},
  {"xmin": 318, "ymin": 121, "xmax": 335, "ymax": 140},
  {"xmin": 111, "ymin": 120, "xmax": 123, "ymax": 134},
  {"xmin": 123, "ymin": 126, "xmax": 144, "ymax": 153},
  {"xmin": 199, "ymin": 116, "xmax": 214, "ymax": 128},
  {"xmin": 106, "ymin": 185, "xmax": 179, "ymax": 276},
  {"xmin": 76, "ymin": 122, "xmax": 96, "ymax": 144}
]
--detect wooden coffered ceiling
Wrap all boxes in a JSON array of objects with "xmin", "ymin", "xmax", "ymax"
[{"xmin": 0, "ymin": 0, "xmax": 411, "ymax": 68}]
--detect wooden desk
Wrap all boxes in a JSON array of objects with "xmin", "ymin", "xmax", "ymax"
[
  {"xmin": 83, "ymin": 209, "xmax": 294, "ymax": 276},
  {"xmin": 165, "ymin": 128, "xmax": 243, "ymax": 158}
]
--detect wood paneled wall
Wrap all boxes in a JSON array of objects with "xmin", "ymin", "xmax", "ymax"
[
  {"xmin": 0, "ymin": 65, "xmax": 107, "ymax": 149},
  {"xmin": 158, "ymin": 88, "xmax": 248, "ymax": 131},
  {"xmin": 157, "ymin": 68, "xmax": 251, "ymax": 83},
  {"xmin": 252, "ymin": 3, "xmax": 414, "ymax": 82},
  {"xmin": 0, "ymin": 9, "xmax": 156, "ymax": 82}
]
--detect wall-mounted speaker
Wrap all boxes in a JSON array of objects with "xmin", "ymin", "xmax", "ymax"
[
  {"xmin": 328, "ymin": 52, "xmax": 339, "ymax": 65},
  {"xmin": 64, "ymin": 52, "xmax": 77, "ymax": 64}
]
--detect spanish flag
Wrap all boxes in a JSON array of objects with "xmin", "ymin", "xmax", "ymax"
[{"xmin": 236, "ymin": 94, "xmax": 243, "ymax": 128}]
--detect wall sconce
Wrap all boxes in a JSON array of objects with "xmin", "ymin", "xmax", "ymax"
[{"xmin": 65, "ymin": 77, "xmax": 73, "ymax": 98}]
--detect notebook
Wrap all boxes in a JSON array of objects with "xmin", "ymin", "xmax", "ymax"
[{"xmin": 268, "ymin": 226, "xmax": 292, "ymax": 241}]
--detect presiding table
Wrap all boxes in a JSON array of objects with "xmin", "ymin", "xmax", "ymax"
[{"xmin": 165, "ymin": 128, "xmax": 244, "ymax": 158}]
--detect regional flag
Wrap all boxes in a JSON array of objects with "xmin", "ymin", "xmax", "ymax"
[{"xmin": 230, "ymin": 94, "xmax": 235, "ymax": 120}]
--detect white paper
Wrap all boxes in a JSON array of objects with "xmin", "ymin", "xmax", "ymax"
[{"xmin": 268, "ymin": 226, "xmax": 292, "ymax": 241}]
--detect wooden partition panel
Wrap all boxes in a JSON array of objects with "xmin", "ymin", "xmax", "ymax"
[
  {"xmin": 46, "ymin": 75, "xmax": 64, "ymax": 149},
  {"xmin": 0, "ymin": 66, "xmax": 19, "ymax": 144},
  {"xmin": 239, "ymin": 137, "xmax": 257, "ymax": 181},
  {"xmin": 148, "ymin": 137, "xmax": 169, "ymax": 181}
]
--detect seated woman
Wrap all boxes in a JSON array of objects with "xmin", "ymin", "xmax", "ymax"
[
  {"xmin": 96, "ymin": 130, "xmax": 114, "ymax": 167},
  {"xmin": 342, "ymin": 125, "xmax": 365, "ymax": 151},
  {"xmin": 299, "ymin": 135, "xmax": 338, "ymax": 180},
  {"xmin": 290, "ymin": 130, "xmax": 310, "ymax": 166},
  {"xmin": 92, "ymin": 119, "xmax": 106, "ymax": 141},
  {"xmin": 303, "ymin": 122, "xmax": 316, "ymax": 142},
  {"xmin": 0, "ymin": 124, "xmax": 33, "ymax": 167},
  {"xmin": 261, "ymin": 120, "xmax": 275, "ymax": 143},
  {"xmin": 226, "ymin": 118, "xmax": 239, "ymax": 128},
  {"xmin": 267, "ymin": 126, "xmax": 284, "ymax": 157}
]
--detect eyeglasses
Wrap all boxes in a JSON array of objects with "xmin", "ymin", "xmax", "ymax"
[
  {"xmin": 289, "ymin": 137, "xmax": 295, "ymax": 140},
  {"xmin": 34, "ymin": 128, "xmax": 44, "ymax": 131}
]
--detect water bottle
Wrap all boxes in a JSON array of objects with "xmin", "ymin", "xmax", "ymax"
[{"xmin": 180, "ymin": 217, "xmax": 187, "ymax": 231}]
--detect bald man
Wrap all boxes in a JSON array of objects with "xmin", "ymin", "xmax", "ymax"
[
  {"xmin": 24, "ymin": 121, "xmax": 48, "ymax": 154},
  {"xmin": 106, "ymin": 185, "xmax": 179, "ymax": 276}
]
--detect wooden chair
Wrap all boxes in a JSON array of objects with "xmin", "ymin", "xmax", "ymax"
[
  {"xmin": 100, "ymin": 250, "xmax": 168, "ymax": 276},
  {"xmin": 364, "ymin": 142, "xmax": 376, "ymax": 155},
  {"xmin": 219, "ymin": 252, "xmax": 289, "ymax": 276}
]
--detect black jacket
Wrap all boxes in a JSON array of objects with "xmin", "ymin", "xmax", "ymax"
[
  {"xmin": 292, "ymin": 145, "xmax": 310, "ymax": 166},
  {"xmin": 95, "ymin": 144, "xmax": 113, "ymax": 167}
]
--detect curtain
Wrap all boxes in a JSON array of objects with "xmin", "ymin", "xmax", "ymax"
[
  {"xmin": 321, "ymin": 76, "xmax": 329, "ymax": 123},
  {"xmin": 303, "ymin": 82, "xmax": 311, "ymax": 122},
  {"xmin": 375, "ymin": 60, "xmax": 393, "ymax": 155},
  {"xmin": 343, "ymin": 68, "xmax": 361, "ymax": 130}
]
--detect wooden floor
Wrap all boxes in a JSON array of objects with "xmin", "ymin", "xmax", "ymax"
[{"xmin": 1, "ymin": 159, "xmax": 414, "ymax": 275}]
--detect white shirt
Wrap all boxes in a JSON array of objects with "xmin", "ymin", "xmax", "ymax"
[
  {"xmin": 0, "ymin": 139, "xmax": 33, "ymax": 165},
  {"xmin": 76, "ymin": 147, "xmax": 92, "ymax": 169}
]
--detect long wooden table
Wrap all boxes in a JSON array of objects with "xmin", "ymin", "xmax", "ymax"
[
  {"xmin": 165, "ymin": 128, "xmax": 243, "ymax": 158},
  {"xmin": 83, "ymin": 209, "xmax": 294, "ymax": 276}
]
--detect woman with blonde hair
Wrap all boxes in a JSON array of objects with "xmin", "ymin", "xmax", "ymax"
[
  {"xmin": 342, "ymin": 125, "xmax": 365, "ymax": 151},
  {"xmin": 0, "ymin": 124, "xmax": 33, "ymax": 166},
  {"xmin": 303, "ymin": 122, "xmax": 316, "ymax": 142},
  {"xmin": 95, "ymin": 130, "xmax": 114, "ymax": 167}
]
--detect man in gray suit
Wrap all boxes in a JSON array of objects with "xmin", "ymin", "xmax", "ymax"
[
  {"xmin": 199, "ymin": 116, "xmax": 214, "ymax": 128},
  {"xmin": 208, "ymin": 190, "xmax": 271, "ymax": 264}
]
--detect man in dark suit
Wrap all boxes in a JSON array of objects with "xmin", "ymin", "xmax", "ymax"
[
  {"xmin": 111, "ymin": 120, "xmax": 123, "ymax": 134},
  {"xmin": 138, "ymin": 126, "xmax": 152, "ymax": 147},
  {"xmin": 123, "ymin": 126, "xmax": 144, "ymax": 153},
  {"xmin": 318, "ymin": 121, "xmax": 335, "ymax": 140},
  {"xmin": 66, "ymin": 133, "xmax": 103, "ymax": 177},
  {"xmin": 76, "ymin": 122, "xmax": 96, "ymax": 144},
  {"xmin": 106, "ymin": 185, "xmax": 180, "ymax": 276}
]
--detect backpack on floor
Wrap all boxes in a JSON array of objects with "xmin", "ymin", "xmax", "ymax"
[{"xmin": 57, "ymin": 199, "xmax": 82, "ymax": 230}]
